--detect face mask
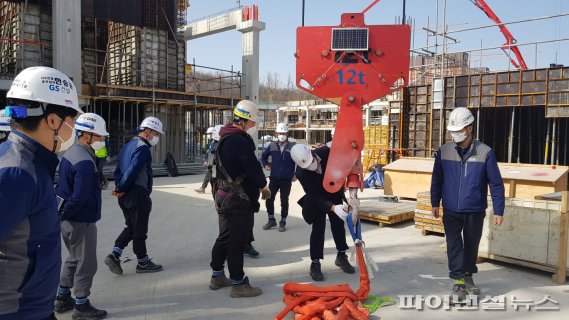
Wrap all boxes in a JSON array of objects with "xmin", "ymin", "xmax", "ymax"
[
  {"xmin": 91, "ymin": 140, "xmax": 106, "ymax": 151},
  {"xmin": 277, "ymin": 134, "xmax": 287, "ymax": 142},
  {"xmin": 306, "ymin": 159, "xmax": 318, "ymax": 172},
  {"xmin": 246, "ymin": 126, "xmax": 258, "ymax": 138},
  {"xmin": 149, "ymin": 135, "xmax": 159, "ymax": 146},
  {"xmin": 450, "ymin": 130, "xmax": 468, "ymax": 143},
  {"xmin": 57, "ymin": 121, "xmax": 75, "ymax": 153}
]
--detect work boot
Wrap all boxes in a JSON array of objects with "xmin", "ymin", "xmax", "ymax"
[
  {"xmin": 54, "ymin": 295, "xmax": 74, "ymax": 313},
  {"xmin": 244, "ymin": 244, "xmax": 260, "ymax": 257},
  {"xmin": 195, "ymin": 188, "xmax": 205, "ymax": 193},
  {"xmin": 465, "ymin": 274, "xmax": 480, "ymax": 295},
  {"xmin": 209, "ymin": 274, "xmax": 233, "ymax": 290},
  {"xmin": 103, "ymin": 254, "xmax": 123, "ymax": 275},
  {"xmin": 72, "ymin": 301, "xmax": 107, "ymax": 320},
  {"xmin": 278, "ymin": 221, "xmax": 286, "ymax": 232},
  {"xmin": 335, "ymin": 252, "xmax": 355, "ymax": 274},
  {"xmin": 136, "ymin": 259, "xmax": 163, "ymax": 273},
  {"xmin": 310, "ymin": 262, "xmax": 324, "ymax": 281},
  {"xmin": 230, "ymin": 277, "xmax": 262, "ymax": 298},
  {"xmin": 450, "ymin": 284, "xmax": 468, "ymax": 304},
  {"xmin": 262, "ymin": 219, "xmax": 277, "ymax": 230}
]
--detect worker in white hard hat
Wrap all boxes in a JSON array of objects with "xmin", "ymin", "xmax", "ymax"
[
  {"xmin": 0, "ymin": 66, "xmax": 82, "ymax": 320},
  {"xmin": 261, "ymin": 122, "xmax": 296, "ymax": 232},
  {"xmin": 54, "ymin": 113, "xmax": 109, "ymax": 319},
  {"xmin": 290, "ymin": 144, "xmax": 355, "ymax": 282},
  {"xmin": 104, "ymin": 116, "xmax": 165, "ymax": 276},
  {"xmin": 209, "ymin": 100, "xmax": 270, "ymax": 298},
  {"xmin": 196, "ymin": 125, "xmax": 223, "ymax": 194},
  {"xmin": 0, "ymin": 108, "xmax": 11, "ymax": 143},
  {"xmin": 431, "ymin": 107, "xmax": 505, "ymax": 303}
]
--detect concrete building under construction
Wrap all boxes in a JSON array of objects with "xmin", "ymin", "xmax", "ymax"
[{"xmin": 0, "ymin": 0, "xmax": 242, "ymax": 165}]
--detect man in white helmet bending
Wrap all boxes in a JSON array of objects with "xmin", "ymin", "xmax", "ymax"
[
  {"xmin": 431, "ymin": 107, "xmax": 505, "ymax": 303},
  {"xmin": 54, "ymin": 113, "xmax": 109, "ymax": 319},
  {"xmin": 291, "ymin": 144, "xmax": 355, "ymax": 282},
  {"xmin": 0, "ymin": 66, "xmax": 82, "ymax": 320},
  {"xmin": 104, "ymin": 117, "xmax": 164, "ymax": 275}
]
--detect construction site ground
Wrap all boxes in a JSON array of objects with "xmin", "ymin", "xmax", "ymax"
[{"xmin": 56, "ymin": 173, "xmax": 569, "ymax": 320}]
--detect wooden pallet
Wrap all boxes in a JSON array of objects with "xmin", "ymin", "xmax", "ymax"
[{"xmin": 358, "ymin": 200, "xmax": 416, "ymax": 226}]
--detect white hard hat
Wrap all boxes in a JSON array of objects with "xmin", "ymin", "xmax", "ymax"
[
  {"xmin": 331, "ymin": 128, "xmax": 335, "ymax": 136},
  {"xmin": 206, "ymin": 127, "xmax": 214, "ymax": 134},
  {"xmin": 212, "ymin": 124, "xmax": 223, "ymax": 141},
  {"xmin": 291, "ymin": 144, "xmax": 314, "ymax": 169},
  {"xmin": 0, "ymin": 109, "xmax": 11, "ymax": 132},
  {"xmin": 75, "ymin": 113, "xmax": 109, "ymax": 136},
  {"xmin": 7, "ymin": 66, "xmax": 82, "ymax": 115},
  {"xmin": 233, "ymin": 100, "xmax": 259, "ymax": 122},
  {"xmin": 140, "ymin": 116, "xmax": 164, "ymax": 134},
  {"xmin": 276, "ymin": 123, "xmax": 289, "ymax": 133},
  {"xmin": 447, "ymin": 107, "xmax": 474, "ymax": 131}
]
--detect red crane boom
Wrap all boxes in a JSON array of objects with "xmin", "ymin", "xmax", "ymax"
[{"xmin": 469, "ymin": 0, "xmax": 528, "ymax": 70}]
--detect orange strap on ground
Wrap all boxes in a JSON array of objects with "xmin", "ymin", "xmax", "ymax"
[{"xmin": 274, "ymin": 245, "xmax": 371, "ymax": 320}]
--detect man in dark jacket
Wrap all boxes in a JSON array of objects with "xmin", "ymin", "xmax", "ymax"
[
  {"xmin": 104, "ymin": 117, "xmax": 164, "ymax": 275},
  {"xmin": 261, "ymin": 122, "xmax": 296, "ymax": 232},
  {"xmin": 291, "ymin": 144, "xmax": 355, "ymax": 282},
  {"xmin": 209, "ymin": 100, "xmax": 270, "ymax": 298},
  {"xmin": 0, "ymin": 66, "xmax": 81, "ymax": 320},
  {"xmin": 54, "ymin": 113, "xmax": 108, "ymax": 319},
  {"xmin": 431, "ymin": 107, "xmax": 505, "ymax": 302}
]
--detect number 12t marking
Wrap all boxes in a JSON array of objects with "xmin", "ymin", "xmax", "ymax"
[{"xmin": 338, "ymin": 69, "xmax": 365, "ymax": 85}]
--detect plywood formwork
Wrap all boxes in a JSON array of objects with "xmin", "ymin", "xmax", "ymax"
[
  {"xmin": 383, "ymin": 158, "xmax": 568, "ymax": 200},
  {"xmin": 480, "ymin": 194, "xmax": 569, "ymax": 283},
  {"xmin": 0, "ymin": 0, "xmax": 51, "ymax": 78},
  {"xmin": 358, "ymin": 199, "xmax": 415, "ymax": 226}
]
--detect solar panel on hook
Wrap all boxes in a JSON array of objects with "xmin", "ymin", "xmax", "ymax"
[{"xmin": 331, "ymin": 28, "xmax": 369, "ymax": 51}]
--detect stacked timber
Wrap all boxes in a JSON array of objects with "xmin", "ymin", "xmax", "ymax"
[
  {"xmin": 414, "ymin": 191, "xmax": 444, "ymax": 235},
  {"xmin": 362, "ymin": 126, "xmax": 389, "ymax": 171}
]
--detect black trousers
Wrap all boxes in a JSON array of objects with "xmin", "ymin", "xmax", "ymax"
[
  {"xmin": 310, "ymin": 210, "xmax": 349, "ymax": 260},
  {"xmin": 210, "ymin": 189, "xmax": 254, "ymax": 281},
  {"xmin": 442, "ymin": 210, "xmax": 485, "ymax": 279},
  {"xmin": 265, "ymin": 178, "xmax": 292, "ymax": 220},
  {"xmin": 114, "ymin": 186, "xmax": 152, "ymax": 259}
]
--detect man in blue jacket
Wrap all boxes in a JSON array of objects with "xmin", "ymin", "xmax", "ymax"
[
  {"xmin": 261, "ymin": 122, "xmax": 296, "ymax": 232},
  {"xmin": 104, "ymin": 117, "xmax": 164, "ymax": 275},
  {"xmin": 54, "ymin": 113, "xmax": 109, "ymax": 319},
  {"xmin": 0, "ymin": 66, "xmax": 82, "ymax": 320},
  {"xmin": 430, "ymin": 107, "xmax": 505, "ymax": 303}
]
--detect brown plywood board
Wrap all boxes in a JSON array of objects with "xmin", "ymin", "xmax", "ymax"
[{"xmin": 358, "ymin": 200, "xmax": 416, "ymax": 225}]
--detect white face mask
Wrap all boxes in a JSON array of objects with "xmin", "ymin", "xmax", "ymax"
[
  {"xmin": 277, "ymin": 134, "xmax": 287, "ymax": 142},
  {"xmin": 91, "ymin": 140, "xmax": 106, "ymax": 151},
  {"xmin": 57, "ymin": 120, "xmax": 75, "ymax": 153},
  {"xmin": 450, "ymin": 130, "xmax": 468, "ymax": 143},
  {"xmin": 149, "ymin": 135, "xmax": 159, "ymax": 146},
  {"xmin": 246, "ymin": 125, "xmax": 258, "ymax": 138},
  {"xmin": 306, "ymin": 159, "xmax": 318, "ymax": 172}
]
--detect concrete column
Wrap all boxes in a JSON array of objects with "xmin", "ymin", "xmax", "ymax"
[
  {"xmin": 365, "ymin": 106, "xmax": 371, "ymax": 127},
  {"xmin": 237, "ymin": 20, "xmax": 265, "ymax": 103},
  {"xmin": 53, "ymin": 0, "xmax": 81, "ymax": 95}
]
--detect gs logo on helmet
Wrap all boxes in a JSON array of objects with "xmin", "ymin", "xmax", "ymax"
[{"xmin": 49, "ymin": 84, "xmax": 60, "ymax": 92}]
